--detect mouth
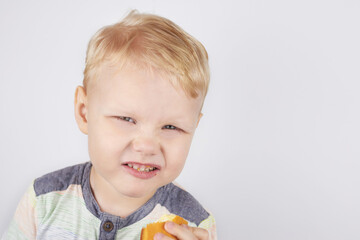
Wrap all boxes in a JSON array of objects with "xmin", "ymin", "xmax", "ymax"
[
  {"xmin": 122, "ymin": 162, "xmax": 161, "ymax": 180},
  {"xmin": 122, "ymin": 162, "xmax": 161, "ymax": 172}
]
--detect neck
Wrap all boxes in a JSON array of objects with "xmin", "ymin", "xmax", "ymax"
[{"xmin": 89, "ymin": 167, "xmax": 155, "ymax": 218}]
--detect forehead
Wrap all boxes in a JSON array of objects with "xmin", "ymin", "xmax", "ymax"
[{"xmin": 88, "ymin": 64, "xmax": 202, "ymax": 118}]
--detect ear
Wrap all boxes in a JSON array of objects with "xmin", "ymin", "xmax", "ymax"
[
  {"xmin": 74, "ymin": 86, "xmax": 89, "ymax": 135},
  {"xmin": 196, "ymin": 113, "xmax": 203, "ymax": 128}
]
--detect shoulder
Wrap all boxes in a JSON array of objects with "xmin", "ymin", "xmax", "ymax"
[
  {"xmin": 33, "ymin": 161, "xmax": 90, "ymax": 197},
  {"xmin": 159, "ymin": 183, "xmax": 211, "ymax": 226}
]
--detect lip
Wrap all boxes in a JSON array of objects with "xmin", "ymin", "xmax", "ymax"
[{"xmin": 122, "ymin": 162, "xmax": 161, "ymax": 180}]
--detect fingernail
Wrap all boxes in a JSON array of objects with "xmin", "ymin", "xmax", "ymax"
[
  {"xmin": 154, "ymin": 233, "xmax": 164, "ymax": 240},
  {"xmin": 181, "ymin": 224, "xmax": 190, "ymax": 230},
  {"xmin": 165, "ymin": 221, "xmax": 175, "ymax": 230}
]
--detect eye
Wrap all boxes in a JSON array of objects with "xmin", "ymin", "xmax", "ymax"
[
  {"xmin": 163, "ymin": 125, "xmax": 180, "ymax": 131},
  {"xmin": 116, "ymin": 116, "xmax": 136, "ymax": 124}
]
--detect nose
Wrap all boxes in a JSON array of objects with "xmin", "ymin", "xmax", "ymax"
[{"xmin": 131, "ymin": 136, "xmax": 160, "ymax": 156}]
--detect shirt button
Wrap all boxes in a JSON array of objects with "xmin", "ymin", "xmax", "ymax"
[{"xmin": 103, "ymin": 221, "xmax": 114, "ymax": 232}]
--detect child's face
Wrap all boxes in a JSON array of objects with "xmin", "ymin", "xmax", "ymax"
[{"xmin": 75, "ymin": 64, "xmax": 203, "ymax": 201}]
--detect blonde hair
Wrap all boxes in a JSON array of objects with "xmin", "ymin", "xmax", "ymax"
[{"xmin": 83, "ymin": 10, "xmax": 210, "ymax": 100}]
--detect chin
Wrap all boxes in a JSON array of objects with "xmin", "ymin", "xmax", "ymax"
[{"xmin": 118, "ymin": 186, "xmax": 157, "ymax": 199}]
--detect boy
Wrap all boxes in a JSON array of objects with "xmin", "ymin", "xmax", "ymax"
[{"xmin": 3, "ymin": 10, "xmax": 216, "ymax": 240}]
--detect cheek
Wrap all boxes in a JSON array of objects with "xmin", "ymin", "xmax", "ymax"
[
  {"xmin": 87, "ymin": 120, "xmax": 130, "ymax": 165},
  {"xmin": 163, "ymin": 136, "xmax": 193, "ymax": 170}
]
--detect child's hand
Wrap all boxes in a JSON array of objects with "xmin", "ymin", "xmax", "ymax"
[{"xmin": 154, "ymin": 221, "xmax": 209, "ymax": 240}]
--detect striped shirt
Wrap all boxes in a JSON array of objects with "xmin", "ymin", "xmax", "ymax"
[{"xmin": 3, "ymin": 162, "xmax": 217, "ymax": 240}]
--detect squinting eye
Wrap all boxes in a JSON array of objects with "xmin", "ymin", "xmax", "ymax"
[
  {"xmin": 116, "ymin": 116, "xmax": 136, "ymax": 124},
  {"xmin": 163, "ymin": 125, "xmax": 178, "ymax": 130}
]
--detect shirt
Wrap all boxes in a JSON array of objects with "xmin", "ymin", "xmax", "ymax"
[{"xmin": 3, "ymin": 162, "xmax": 217, "ymax": 240}]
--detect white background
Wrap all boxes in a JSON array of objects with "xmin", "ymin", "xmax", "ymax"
[{"xmin": 1, "ymin": 0, "xmax": 360, "ymax": 239}]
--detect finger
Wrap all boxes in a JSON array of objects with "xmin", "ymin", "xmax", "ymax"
[
  {"xmin": 164, "ymin": 221, "xmax": 196, "ymax": 240},
  {"xmin": 154, "ymin": 233, "xmax": 175, "ymax": 240},
  {"xmin": 189, "ymin": 227, "xmax": 209, "ymax": 240}
]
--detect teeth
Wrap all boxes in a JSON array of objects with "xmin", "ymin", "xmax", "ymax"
[
  {"xmin": 132, "ymin": 164, "xmax": 139, "ymax": 170},
  {"xmin": 127, "ymin": 163, "xmax": 156, "ymax": 172}
]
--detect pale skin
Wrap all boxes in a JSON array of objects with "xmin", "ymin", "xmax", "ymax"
[
  {"xmin": 155, "ymin": 222, "xmax": 209, "ymax": 240},
  {"xmin": 74, "ymin": 63, "xmax": 209, "ymax": 239}
]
